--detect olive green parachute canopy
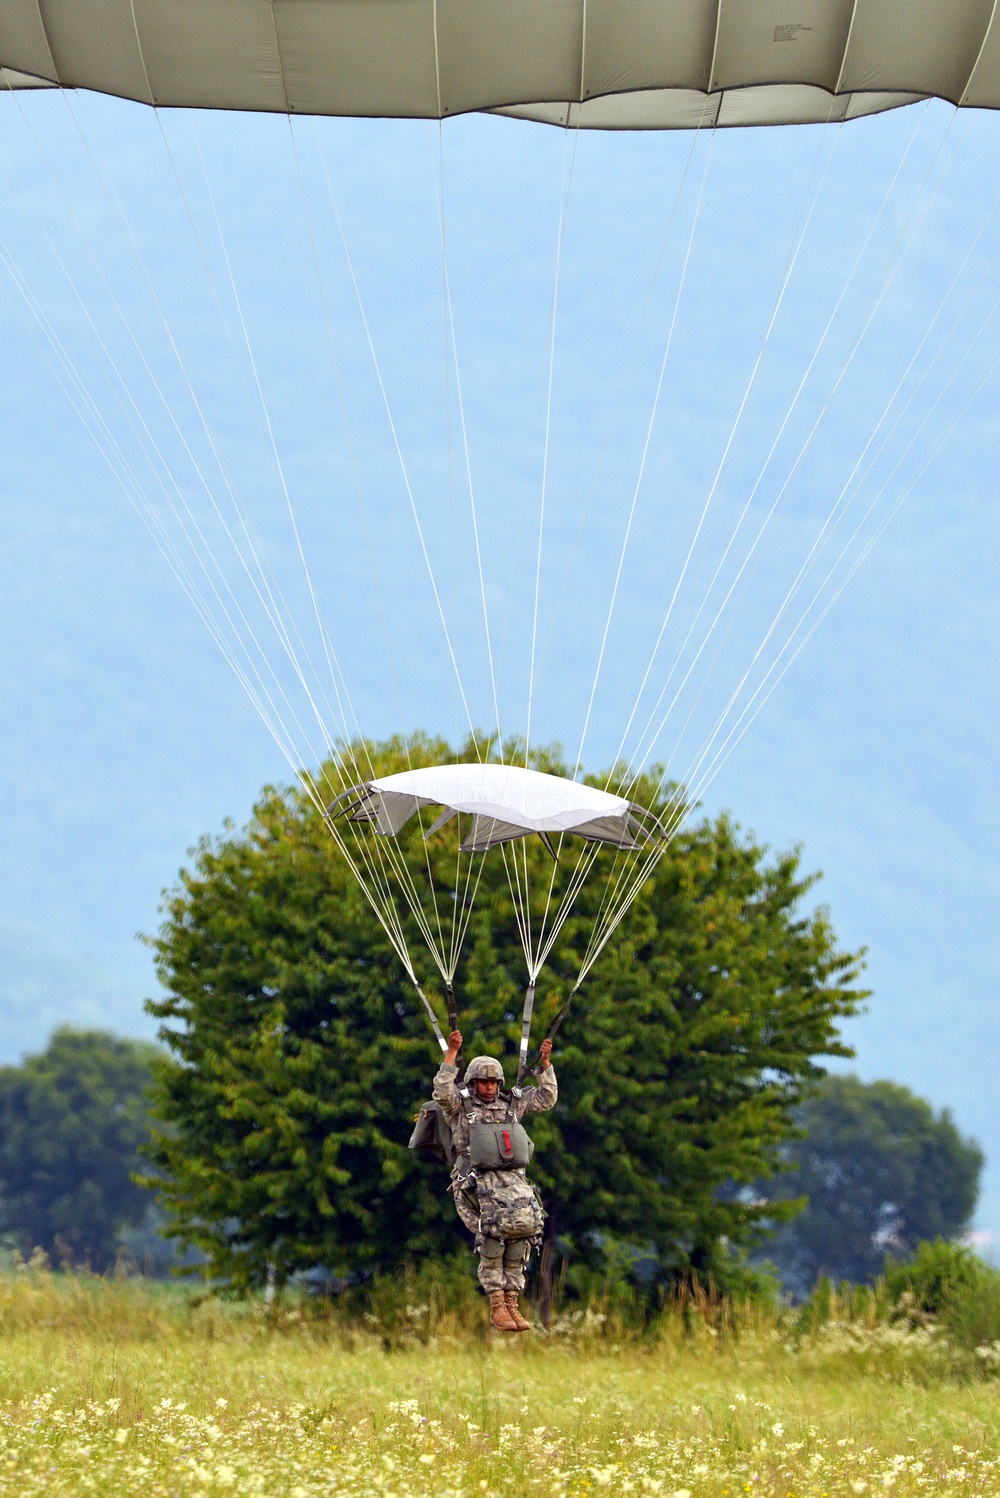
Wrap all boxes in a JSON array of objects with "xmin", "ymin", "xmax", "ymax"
[{"xmin": 4, "ymin": 0, "xmax": 1000, "ymax": 127}]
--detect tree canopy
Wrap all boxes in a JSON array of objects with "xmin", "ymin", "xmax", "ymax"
[
  {"xmin": 144, "ymin": 735, "xmax": 867, "ymax": 1295},
  {"xmin": 758, "ymin": 1074, "xmax": 983, "ymax": 1295},
  {"xmin": 0, "ymin": 1027, "xmax": 161, "ymax": 1270}
]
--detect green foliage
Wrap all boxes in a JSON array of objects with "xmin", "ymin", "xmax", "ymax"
[
  {"xmin": 0, "ymin": 1027, "xmax": 161, "ymax": 1271},
  {"xmin": 882, "ymin": 1239, "xmax": 1000, "ymax": 1352},
  {"xmin": 144, "ymin": 734, "xmax": 866, "ymax": 1295},
  {"xmin": 883, "ymin": 1237, "xmax": 987, "ymax": 1316},
  {"xmin": 760, "ymin": 1075, "xmax": 983, "ymax": 1295},
  {"xmin": 786, "ymin": 1240, "xmax": 1000, "ymax": 1377}
]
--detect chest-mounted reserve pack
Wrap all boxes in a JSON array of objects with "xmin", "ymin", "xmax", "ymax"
[{"xmin": 466, "ymin": 1107, "xmax": 533, "ymax": 1170}]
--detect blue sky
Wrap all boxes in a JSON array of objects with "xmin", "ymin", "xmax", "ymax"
[{"xmin": 1, "ymin": 90, "xmax": 999, "ymax": 1238}]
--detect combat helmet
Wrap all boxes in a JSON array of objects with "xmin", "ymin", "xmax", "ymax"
[{"xmin": 464, "ymin": 1055, "xmax": 505, "ymax": 1084}]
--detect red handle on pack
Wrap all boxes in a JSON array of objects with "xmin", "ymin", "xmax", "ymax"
[{"xmin": 503, "ymin": 1130, "xmax": 511, "ymax": 1155}]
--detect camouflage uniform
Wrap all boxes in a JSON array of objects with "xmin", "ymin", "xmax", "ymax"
[{"xmin": 433, "ymin": 1058, "xmax": 557, "ymax": 1294}]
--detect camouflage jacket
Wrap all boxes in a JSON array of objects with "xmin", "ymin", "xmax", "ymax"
[{"xmin": 432, "ymin": 1060, "xmax": 558, "ymax": 1180}]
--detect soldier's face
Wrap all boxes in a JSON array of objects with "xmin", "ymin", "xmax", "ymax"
[{"xmin": 473, "ymin": 1078, "xmax": 499, "ymax": 1102}]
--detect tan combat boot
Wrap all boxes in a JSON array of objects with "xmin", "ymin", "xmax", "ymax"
[
  {"xmin": 489, "ymin": 1289, "xmax": 517, "ymax": 1330},
  {"xmin": 504, "ymin": 1291, "xmax": 531, "ymax": 1331}
]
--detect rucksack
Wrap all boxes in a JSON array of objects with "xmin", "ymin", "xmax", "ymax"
[{"xmin": 408, "ymin": 1099, "xmax": 456, "ymax": 1166}]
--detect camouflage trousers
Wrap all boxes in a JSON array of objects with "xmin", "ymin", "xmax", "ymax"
[{"xmin": 454, "ymin": 1189, "xmax": 531, "ymax": 1293}]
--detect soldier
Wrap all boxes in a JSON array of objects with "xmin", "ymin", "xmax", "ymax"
[{"xmin": 433, "ymin": 1029, "xmax": 556, "ymax": 1331}]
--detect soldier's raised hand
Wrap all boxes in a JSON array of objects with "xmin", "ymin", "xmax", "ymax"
[
  {"xmin": 444, "ymin": 1029, "xmax": 463, "ymax": 1064},
  {"xmin": 539, "ymin": 1037, "xmax": 553, "ymax": 1070}
]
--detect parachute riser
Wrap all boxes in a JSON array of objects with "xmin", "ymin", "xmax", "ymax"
[
  {"xmin": 524, "ymin": 980, "xmax": 582, "ymax": 1077},
  {"xmin": 515, "ymin": 978, "xmax": 537, "ymax": 1086},
  {"xmin": 413, "ymin": 979, "xmax": 449, "ymax": 1053},
  {"xmin": 446, "ymin": 981, "xmax": 465, "ymax": 1080}
]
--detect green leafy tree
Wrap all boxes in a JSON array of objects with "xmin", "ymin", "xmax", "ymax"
[
  {"xmin": 144, "ymin": 735, "xmax": 866, "ymax": 1295},
  {"xmin": 759, "ymin": 1075, "xmax": 983, "ymax": 1295},
  {"xmin": 0, "ymin": 1027, "xmax": 161, "ymax": 1270}
]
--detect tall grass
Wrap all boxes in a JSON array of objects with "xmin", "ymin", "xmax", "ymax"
[{"xmin": 1, "ymin": 1255, "xmax": 1000, "ymax": 1495}]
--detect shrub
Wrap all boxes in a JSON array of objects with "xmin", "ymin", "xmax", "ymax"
[{"xmin": 882, "ymin": 1238, "xmax": 1000, "ymax": 1351}]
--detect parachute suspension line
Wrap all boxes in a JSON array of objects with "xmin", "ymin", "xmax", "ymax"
[
  {"xmin": 286, "ymin": 122, "xmax": 418, "ymax": 782},
  {"xmin": 635, "ymin": 104, "xmax": 967, "ymax": 790},
  {"xmin": 560, "ymin": 118, "xmax": 840, "ymax": 970},
  {"xmin": 0, "ymin": 104, "xmax": 338, "ymax": 784},
  {"xmin": 125, "ymin": 112, "xmax": 441, "ymax": 971},
  {"xmin": 573, "ymin": 108, "xmax": 961, "ymax": 990},
  {"xmin": 427, "ymin": 114, "xmax": 515, "ymax": 994},
  {"xmin": 447, "ymin": 840, "xmax": 491, "ymax": 985},
  {"xmin": 287, "ymin": 121, "xmax": 487, "ymax": 980},
  {"xmin": 416, "ymin": 980, "xmax": 449, "ymax": 1052},
  {"xmin": 535, "ymin": 842, "xmax": 602, "ymax": 974},
  {"xmin": 524, "ymin": 122, "xmax": 579, "ymax": 763},
  {"xmin": 609, "ymin": 105, "xmax": 853, "ymax": 776},
  {"xmin": 530, "ymin": 825, "xmax": 583, "ymax": 981},
  {"xmin": 628, "ymin": 106, "xmax": 960, "ymax": 779},
  {"xmin": 445, "ymin": 978, "xmax": 458, "ymax": 1041},
  {"xmin": 313, "ymin": 134, "xmax": 480, "ymax": 744},
  {"xmin": 567, "ymin": 117, "xmax": 847, "ymax": 985},
  {"xmin": 621, "ymin": 123, "xmax": 872, "ymax": 770},
  {"xmin": 432, "ymin": 119, "xmax": 503, "ymax": 751},
  {"xmin": 0, "ymin": 202, "xmax": 420, "ymax": 985},
  {"xmin": 439, "ymin": 128, "xmax": 458, "ymax": 686},
  {"xmin": 538, "ymin": 122, "xmax": 706, "ymax": 690},
  {"xmin": 323, "ymin": 815, "xmax": 424, "ymax": 982},
  {"xmin": 581, "ymin": 114, "xmax": 977, "ymax": 990},
  {"xmin": 683, "ymin": 321, "xmax": 1000, "ymax": 819},
  {"xmin": 4, "ymin": 97, "xmax": 439, "ymax": 993},
  {"xmin": 189, "ymin": 115, "xmax": 355, "ymax": 754},
  {"xmin": 297, "ymin": 117, "xmax": 501, "ymax": 985},
  {"xmin": 3, "ymin": 103, "xmax": 470, "ymax": 1014},
  {"xmin": 0, "ymin": 232, "xmax": 327, "ymax": 797},
  {"xmin": 294, "ymin": 118, "xmax": 442, "ymax": 927},
  {"xmin": 498, "ymin": 840, "xmax": 534, "ymax": 981},
  {"xmin": 69, "ymin": 96, "xmax": 348, "ymax": 771},
  {"xmin": 682, "ymin": 205, "xmax": 1000, "ymax": 816},
  {"xmin": 68, "ymin": 92, "xmax": 349, "ymax": 761},
  {"xmin": 504, "ymin": 123, "xmax": 582, "ymax": 1029},
  {"xmin": 573, "ymin": 126, "xmax": 717, "ymax": 778},
  {"xmin": 152, "ymin": 111, "xmax": 338, "ymax": 717},
  {"xmin": 626, "ymin": 121, "xmax": 847, "ymax": 761},
  {"xmin": 520, "ymin": 124, "xmax": 715, "ymax": 1004},
  {"xmin": 301, "ymin": 129, "xmax": 409, "ymax": 762},
  {"xmin": 517, "ymin": 832, "xmax": 535, "ymax": 976}
]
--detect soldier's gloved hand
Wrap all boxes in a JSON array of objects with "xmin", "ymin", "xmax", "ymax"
[
  {"xmin": 444, "ymin": 1029, "xmax": 463, "ymax": 1064},
  {"xmin": 539, "ymin": 1038, "xmax": 553, "ymax": 1070}
]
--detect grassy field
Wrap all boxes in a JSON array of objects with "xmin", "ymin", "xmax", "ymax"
[{"xmin": 0, "ymin": 1269, "xmax": 998, "ymax": 1497}]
